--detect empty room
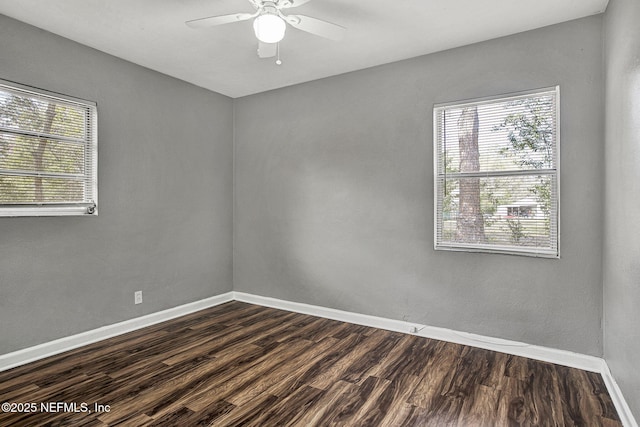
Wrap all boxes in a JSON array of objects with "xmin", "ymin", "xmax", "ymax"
[{"xmin": 0, "ymin": 0, "xmax": 638, "ymax": 425}]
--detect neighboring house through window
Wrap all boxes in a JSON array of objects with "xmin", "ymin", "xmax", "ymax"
[{"xmin": 434, "ymin": 87, "xmax": 559, "ymax": 257}]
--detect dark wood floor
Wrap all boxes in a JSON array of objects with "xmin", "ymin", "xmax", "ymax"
[{"xmin": 0, "ymin": 301, "xmax": 622, "ymax": 426}]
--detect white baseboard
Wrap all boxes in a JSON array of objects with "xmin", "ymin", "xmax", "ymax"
[
  {"xmin": 233, "ymin": 291, "xmax": 638, "ymax": 427},
  {"xmin": 0, "ymin": 292, "xmax": 234, "ymax": 373},
  {"xmin": 600, "ymin": 363, "xmax": 639, "ymax": 427},
  {"xmin": 1, "ymin": 290, "xmax": 636, "ymax": 426},
  {"xmin": 232, "ymin": 292, "xmax": 603, "ymax": 371}
]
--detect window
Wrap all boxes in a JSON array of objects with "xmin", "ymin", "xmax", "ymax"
[
  {"xmin": 434, "ymin": 87, "xmax": 559, "ymax": 257},
  {"xmin": 0, "ymin": 80, "xmax": 97, "ymax": 216}
]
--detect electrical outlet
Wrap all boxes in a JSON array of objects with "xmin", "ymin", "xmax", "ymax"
[{"xmin": 134, "ymin": 291, "xmax": 142, "ymax": 305}]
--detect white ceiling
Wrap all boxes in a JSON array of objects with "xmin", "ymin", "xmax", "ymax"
[{"xmin": 0, "ymin": 0, "xmax": 609, "ymax": 98}]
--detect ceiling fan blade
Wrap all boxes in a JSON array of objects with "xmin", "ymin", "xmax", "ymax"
[
  {"xmin": 283, "ymin": 14, "xmax": 346, "ymax": 41},
  {"xmin": 186, "ymin": 12, "xmax": 256, "ymax": 29},
  {"xmin": 257, "ymin": 41, "xmax": 277, "ymax": 58},
  {"xmin": 282, "ymin": 0, "xmax": 314, "ymax": 8}
]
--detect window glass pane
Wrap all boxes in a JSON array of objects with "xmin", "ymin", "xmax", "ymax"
[
  {"xmin": 439, "ymin": 175, "xmax": 555, "ymax": 251},
  {"xmin": 438, "ymin": 94, "xmax": 556, "ymax": 173},
  {"xmin": 0, "ymin": 133, "xmax": 85, "ymax": 174},
  {"xmin": 0, "ymin": 176, "xmax": 85, "ymax": 204},
  {"xmin": 0, "ymin": 91, "xmax": 86, "ymax": 140}
]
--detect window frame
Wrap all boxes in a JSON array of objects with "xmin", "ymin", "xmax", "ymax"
[
  {"xmin": 433, "ymin": 87, "xmax": 560, "ymax": 258},
  {"xmin": 0, "ymin": 79, "xmax": 98, "ymax": 217}
]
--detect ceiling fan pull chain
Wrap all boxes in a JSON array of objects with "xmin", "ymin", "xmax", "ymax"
[{"xmin": 276, "ymin": 42, "xmax": 283, "ymax": 65}]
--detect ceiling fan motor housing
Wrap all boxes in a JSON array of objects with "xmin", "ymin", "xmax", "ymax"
[{"xmin": 260, "ymin": 2, "xmax": 279, "ymax": 15}]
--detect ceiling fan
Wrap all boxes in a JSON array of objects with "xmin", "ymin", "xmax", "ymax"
[{"xmin": 186, "ymin": 0, "xmax": 346, "ymax": 59}]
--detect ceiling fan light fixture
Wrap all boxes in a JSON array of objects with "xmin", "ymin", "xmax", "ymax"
[{"xmin": 253, "ymin": 13, "xmax": 286, "ymax": 44}]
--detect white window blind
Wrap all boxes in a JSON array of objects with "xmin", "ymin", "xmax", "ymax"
[
  {"xmin": 434, "ymin": 87, "xmax": 559, "ymax": 257},
  {"xmin": 0, "ymin": 80, "xmax": 97, "ymax": 216}
]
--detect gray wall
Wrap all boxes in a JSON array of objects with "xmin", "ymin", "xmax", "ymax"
[
  {"xmin": 0, "ymin": 15, "xmax": 234, "ymax": 354},
  {"xmin": 234, "ymin": 16, "xmax": 605, "ymax": 356},
  {"xmin": 604, "ymin": 0, "xmax": 640, "ymax": 419}
]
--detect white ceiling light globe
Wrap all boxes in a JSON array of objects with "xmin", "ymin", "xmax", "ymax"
[{"xmin": 253, "ymin": 13, "xmax": 286, "ymax": 44}]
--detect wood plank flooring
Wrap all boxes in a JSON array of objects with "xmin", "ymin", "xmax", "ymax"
[{"xmin": 0, "ymin": 301, "xmax": 622, "ymax": 426}]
